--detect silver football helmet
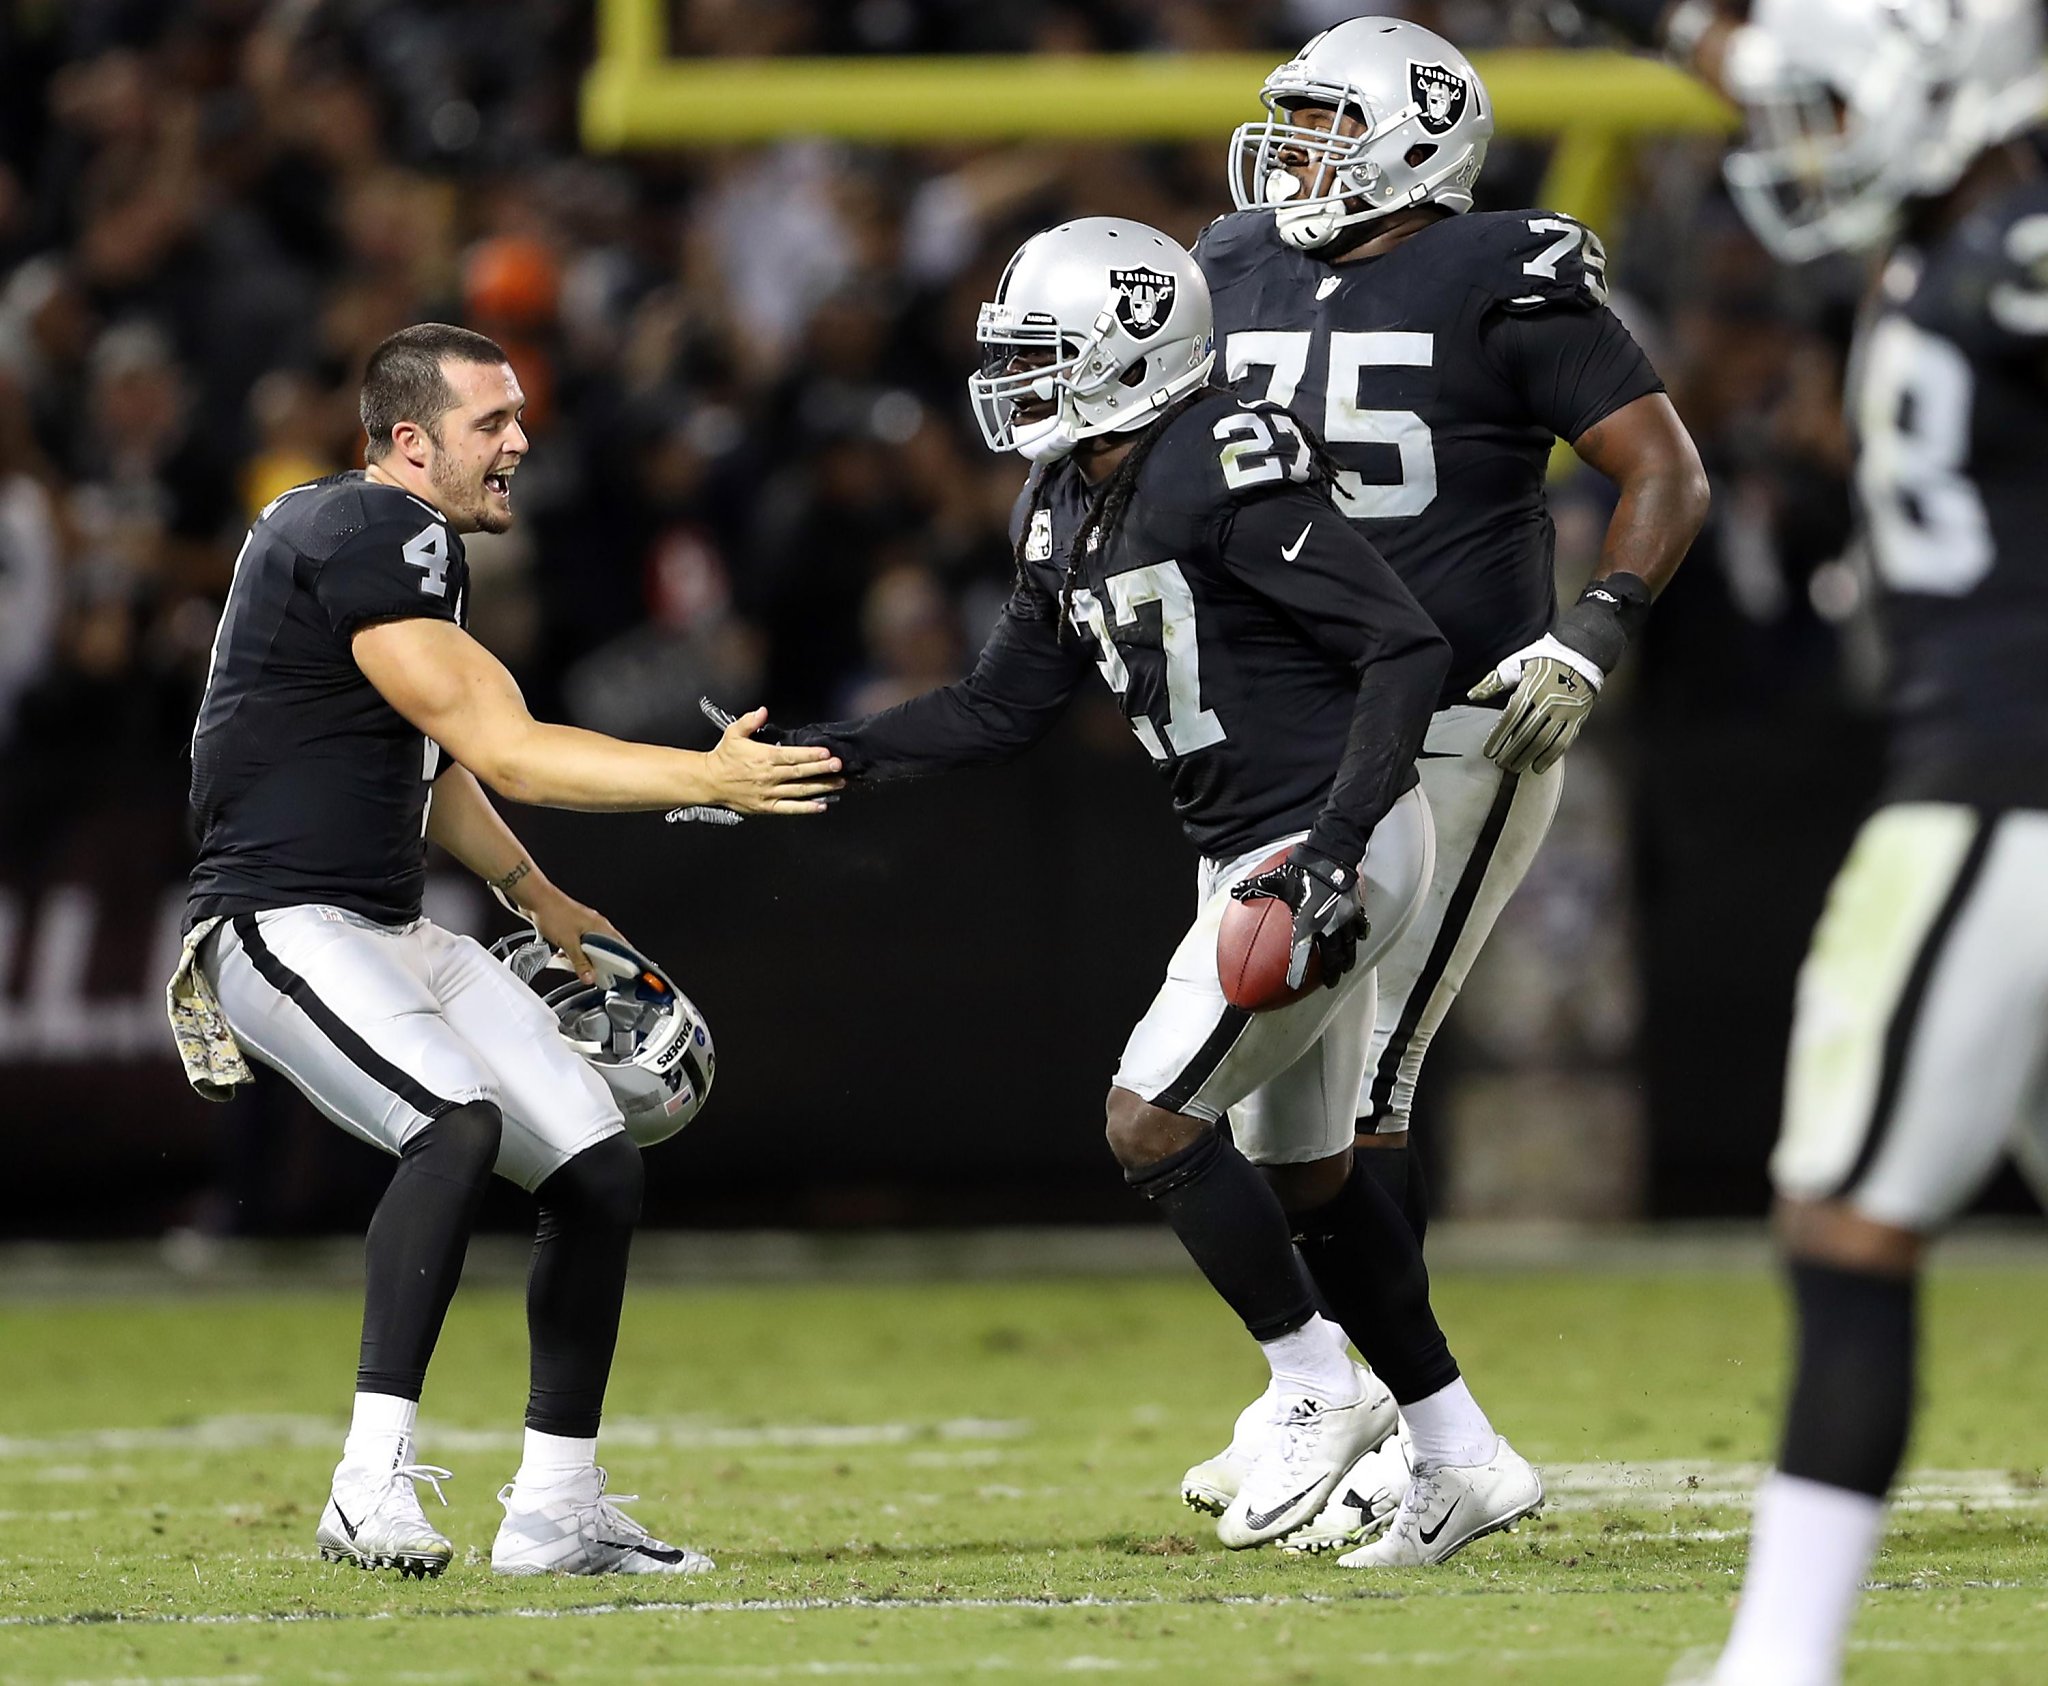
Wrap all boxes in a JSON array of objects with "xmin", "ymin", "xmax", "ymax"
[
  {"xmin": 492, "ymin": 929, "xmax": 714, "ymax": 1148},
  {"xmin": 968, "ymin": 216, "xmax": 1215, "ymax": 463},
  {"xmin": 1228, "ymin": 17, "xmax": 1493, "ymax": 252},
  {"xmin": 1723, "ymin": 0, "xmax": 2047, "ymax": 262}
]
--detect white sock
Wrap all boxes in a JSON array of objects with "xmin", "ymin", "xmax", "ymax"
[
  {"xmin": 340, "ymin": 1392, "xmax": 418, "ymax": 1473},
  {"xmin": 1258, "ymin": 1314, "xmax": 1361, "ymax": 1405},
  {"xmin": 1401, "ymin": 1376, "xmax": 1496, "ymax": 1468},
  {"xmin": 512, "ymin": 1429, "xmax": 599, "ymax": 1498},
  {"xmin": 1716, "ymin": 1472, "xmax": 1885, "ymax": 1686}
]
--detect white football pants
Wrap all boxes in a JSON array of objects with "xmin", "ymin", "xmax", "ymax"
[
  {"xmin": 1356, "ymin": 702, "xmax": 1564, "ymax": 1135},
  {"xmin": 1115, "ymin": 784, "xmax": 1434, "ymax": 1166},
  {"xmin": 1774, "ymin": 802, "xmax": 2048, "ymax": 1229},
  {"xmin": 204, "ymin": 904, "xmax": 623, "ymax": 1192}
]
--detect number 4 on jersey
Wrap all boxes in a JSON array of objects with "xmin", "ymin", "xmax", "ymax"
[{"xmin": 403, "ymin": 524, "xmax": 451, "ymax": 597}]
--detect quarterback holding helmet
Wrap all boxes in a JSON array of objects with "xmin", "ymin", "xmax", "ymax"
[
  {"xmin": 172, "ymin": 323, "xmax": 837, "ymax": 1582},
  {"xmin": 1190, "ymin": 16, "xmax": 1711, "ymax": 1566},
  {"xmin": 1583, "ymin": 2, "xmax": 2048, "ymax": 1682}
]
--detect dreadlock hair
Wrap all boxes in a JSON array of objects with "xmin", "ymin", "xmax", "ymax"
[
  {"xmin": 1048, "ymin": 385, "xmax": 1214, "ymax": 641},
  {"xmin": 1033, "ymin": 386, "xmax": 1347, "ymax": 640}
]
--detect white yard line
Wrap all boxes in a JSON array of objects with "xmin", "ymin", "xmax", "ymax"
[{"xmin": 0, "ymin": 1415, "xmax": 1030, "ymax": 1462}]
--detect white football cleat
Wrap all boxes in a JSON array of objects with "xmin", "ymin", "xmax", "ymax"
[
  {"xmin": 1181, "ymin": 1379, "xmax": 1280, "ymax": 1515},
  {"xmin": 491, "ymin": 1467, "xmax": 714, "ymax": 1576},
  {"xmin": 1215, "ymin": 1378, "xmax": 1399, "ymax": 1550},
  {"xmin": 1279, "ymin": 1420, "xmax": 1412, "ymax": 1554},
  {"xmin": 1181, "ymin": 1363, "xmax": 1389, "ymax": 1516},
  {"xmin": 315, "ymin": 1447, "xmax": 454, "ymax": 1579},
  {"xmin": 1337, "ymin": 1436, "xmax": 1543, "ymax": 1567}
]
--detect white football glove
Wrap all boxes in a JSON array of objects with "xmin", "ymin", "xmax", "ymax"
[{"xmin": 1466, "ymin": 634, "xmax": 1605, "ymax": 776}]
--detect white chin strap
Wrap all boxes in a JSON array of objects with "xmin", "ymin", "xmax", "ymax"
[{"xmin": 1013, "ymin": 412, "xmax": 1075, "ymax": 463}]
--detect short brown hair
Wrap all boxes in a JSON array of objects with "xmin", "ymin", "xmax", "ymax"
[{"xmin": 359, "ymin": 323, "xmax": 508, "ymax": 460}]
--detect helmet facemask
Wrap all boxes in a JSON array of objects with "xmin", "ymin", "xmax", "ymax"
[
  {"xmin": 1723, "ymin": 1, "xmax": 2048, "ymax": 263},
  {"xmin": 1229, "ymin": 68, "xmax": 1486, "ymax": 250},
  {"xmin": 968, "ymin": 286, "xmax": 1212, "ymax": 462}
]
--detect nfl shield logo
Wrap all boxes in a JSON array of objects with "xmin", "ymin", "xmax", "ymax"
[
  {"xmin": 1110, "ymin": 267, "xmax": 1175, "ymax": 340},
  {"xmin": 1409, "ymin": 61, "xmax": 1469, "ymax": 136}
]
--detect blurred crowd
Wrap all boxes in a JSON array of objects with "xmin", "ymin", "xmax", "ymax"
[{"xmin": 0, "ymin": 0, "xmax": 1881, "ymax": 1176}]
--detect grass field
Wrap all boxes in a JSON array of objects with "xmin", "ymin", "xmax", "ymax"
[{"xmin": 2, "ymin": 1243, "xmax": 2044, "ymax": 1684}]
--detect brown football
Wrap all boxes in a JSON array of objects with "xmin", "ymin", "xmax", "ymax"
[{"xmin": 1217, "ymin": 848, "xmax": 1320, "ymax": 1011}]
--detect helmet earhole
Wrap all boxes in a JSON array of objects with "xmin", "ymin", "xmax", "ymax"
[
  {"xmin": 1405, "ymin": 143, "xmax": 1437, "ymax": 168},
  {"xmin": 1119, "ymin": 358, "xmax": 1149, "ymax": 389}
]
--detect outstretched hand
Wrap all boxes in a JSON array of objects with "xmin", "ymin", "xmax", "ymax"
[{"xmin": 704, "ymin": 705, "xmax": 843, "ymax": 816}]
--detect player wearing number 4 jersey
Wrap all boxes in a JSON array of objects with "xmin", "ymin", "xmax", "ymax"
[
  {"xmin": 1580, "ymin": 1, "xmax": 2048, "ymax": 1682},
  {"xmin": 177, "ymin": 323, "xmax": 838, "ymax": 1581},
  {"xmin": 789, "ymin": 216, "xmax": 1462, "ymax": 1552},
  {"xmin": 1185, "ymin": 17, "xmax": 1709, "ymax": 1564}
]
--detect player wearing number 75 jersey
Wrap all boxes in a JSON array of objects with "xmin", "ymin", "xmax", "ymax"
[
  {"xmin": 786, "ymin": 216, "xmax": 1554, "ymax": 1557},
  {"xmin": 1186, "ymin": 16, "xmax": 1709, "ymax": 1565}
]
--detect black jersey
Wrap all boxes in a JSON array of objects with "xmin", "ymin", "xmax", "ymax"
[
  {"xmin": 1850, "ymin": 171, "xmax": 2048, "ymax": 810},
  {"xmin": 186, "ymin": 472, "xmax": 470, "ymax": 928},
  {"xmin": 801, "ymin": 388, "xmax": 1448, "ymax": 863},
  {"xmin": 1196, "ymin": 208, "xmax": 1664, "ymax": 701}
]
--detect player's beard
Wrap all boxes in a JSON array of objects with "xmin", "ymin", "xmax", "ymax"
[{"xmin": 431, "ymin": 449, "xmax": 511, "ymax": 534}]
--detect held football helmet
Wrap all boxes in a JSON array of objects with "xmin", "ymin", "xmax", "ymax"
[
  {"xmin": 1229, "ymin": 17, "xmax": 1493, "ymax": 252},
  {"xmin": 1722, "ymin": 0, "xmax": 2047, "ymax": 262},
  {"xmin": 491, "ymin": 929, "xmax": 714, "ymax": 1147},
  {"xmin": 968, "ymin": 216, "xmax": 1215, "ymax": 463}
]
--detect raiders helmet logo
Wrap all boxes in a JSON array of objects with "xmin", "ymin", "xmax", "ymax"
[
  {"xmin": 1110, "ymin": 267, "xmax": 1175, "ymax": 340},
  {"xmin": 1409, "ymin": 61, "xmax": 1469, "ymax": 136}
]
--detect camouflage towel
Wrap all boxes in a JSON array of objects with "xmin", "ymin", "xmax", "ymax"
[{"xmin": 165, "ymin": 917, "xmax": 254, "ymax": 1102}]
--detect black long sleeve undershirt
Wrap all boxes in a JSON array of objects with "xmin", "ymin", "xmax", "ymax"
[{"xmin": 794, "ymin": 583, "xmax": 1090, "ymax": 778}]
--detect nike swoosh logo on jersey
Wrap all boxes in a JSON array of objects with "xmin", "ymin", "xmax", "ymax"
[
  {"xmin": 1316, "ymin": 276, "xmax": 1341, "ymax": 300},
  {"xmin": 1281, "ymin": 523, "xmax": 1313, "ymax": 562},
  {"xmin": 1415, "ymin": 749, "xmax": 1460, "ymax": 760},
  {"xmin": 1418, "ymin": 1500, "xmax": 1459, "ymax": 1546},
  {"xmin": 1243, "ymin": 1485, "xmax": 1321, "ymax": 1532}
]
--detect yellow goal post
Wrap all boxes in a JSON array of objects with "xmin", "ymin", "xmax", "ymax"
[{"xmin": 579, "ymin": 0, "xmax": 1737, "ymax": 234}]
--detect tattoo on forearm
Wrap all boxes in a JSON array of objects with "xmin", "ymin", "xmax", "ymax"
[{"xmin": 492, "ymin": 861, "xmax": 532, "ymax": 900}]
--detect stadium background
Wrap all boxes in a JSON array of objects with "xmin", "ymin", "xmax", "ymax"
[{"xmin": 0, "ymin": 0, "xmax": 2022, "ymax": 1241}]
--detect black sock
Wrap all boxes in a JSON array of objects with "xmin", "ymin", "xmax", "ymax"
[
  {"xmin": 526, "ymin": 1133, "xmax": 645, "ymax": 1437},
  {"xmin": 1354, "ymin": 1136, "xmax": 1428, "ymax": 1248},
  {"xmin": 1292, "ymin": 1155, "xmax": 1459, "ymax": 1405},
  {"xmin": 1126, "ymin": 1129, "xmax": 1316, "ymax": 1342},
  {"xmin": 357, "ymin": 1102, "xmax": 501, "ymax": 1399},
  {"xmin": 1779, "ymin": 1260, "xmax": 1918, "ymax": 1498}
]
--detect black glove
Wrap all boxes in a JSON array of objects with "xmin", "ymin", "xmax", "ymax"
[
  {"xmin": 1229, "ymin": 844, "xmax": 1370, "ymax": 992},
  {"xmin": 1571, "ymin": 0, "xmax": 1678, "ymax": 47}
]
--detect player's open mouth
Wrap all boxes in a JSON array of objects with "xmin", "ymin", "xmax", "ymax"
[{"xmin": 484, "ymin": 468, "xmax": 514, "ymax": 499}]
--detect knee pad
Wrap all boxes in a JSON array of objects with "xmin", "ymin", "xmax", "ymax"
[
  {"xmin": 542, "ymin": 1131, "xmax": 645, "ymax": 1230},
  {"xmin": 404, "ymin": 1100, "xmax": 503, "ymax": 1186}
]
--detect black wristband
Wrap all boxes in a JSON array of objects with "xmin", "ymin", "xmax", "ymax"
[
  {"xmin": 1575, "ymin": 0, "xmax": 1675, "ymax": 48},
  {"xmin": 1554, "ymin": 572, "xmax": 1653, "ymax": 675}
]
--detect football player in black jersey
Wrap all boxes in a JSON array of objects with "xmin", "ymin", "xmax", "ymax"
[
  {"xmin": 1584, "ymin": 2, "xmax": 2048, "ymax": 1681},
  {"xmin": 1190, "ymin": 16, "xmax": 1710, "ymax": 1563},
  {"xmin": 787, "ymin": 215, "xmax": 1545, "ymax": 1556},
  {"xmin": 176, "ymin": 324, "xmax": 839, "ymax": 1579}
]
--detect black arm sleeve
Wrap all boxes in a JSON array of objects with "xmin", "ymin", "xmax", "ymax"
[
  {"xmin": 1485, "ymin": 304, "xmax": 1665, "ymax": 444},
  {"xmin": 795, "ymin": 580, "xmax": 1093, "ymax": 780},
  {"xmin": 1216, "ymin": 490, "xmax": 1450, "ymax": 864}
]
